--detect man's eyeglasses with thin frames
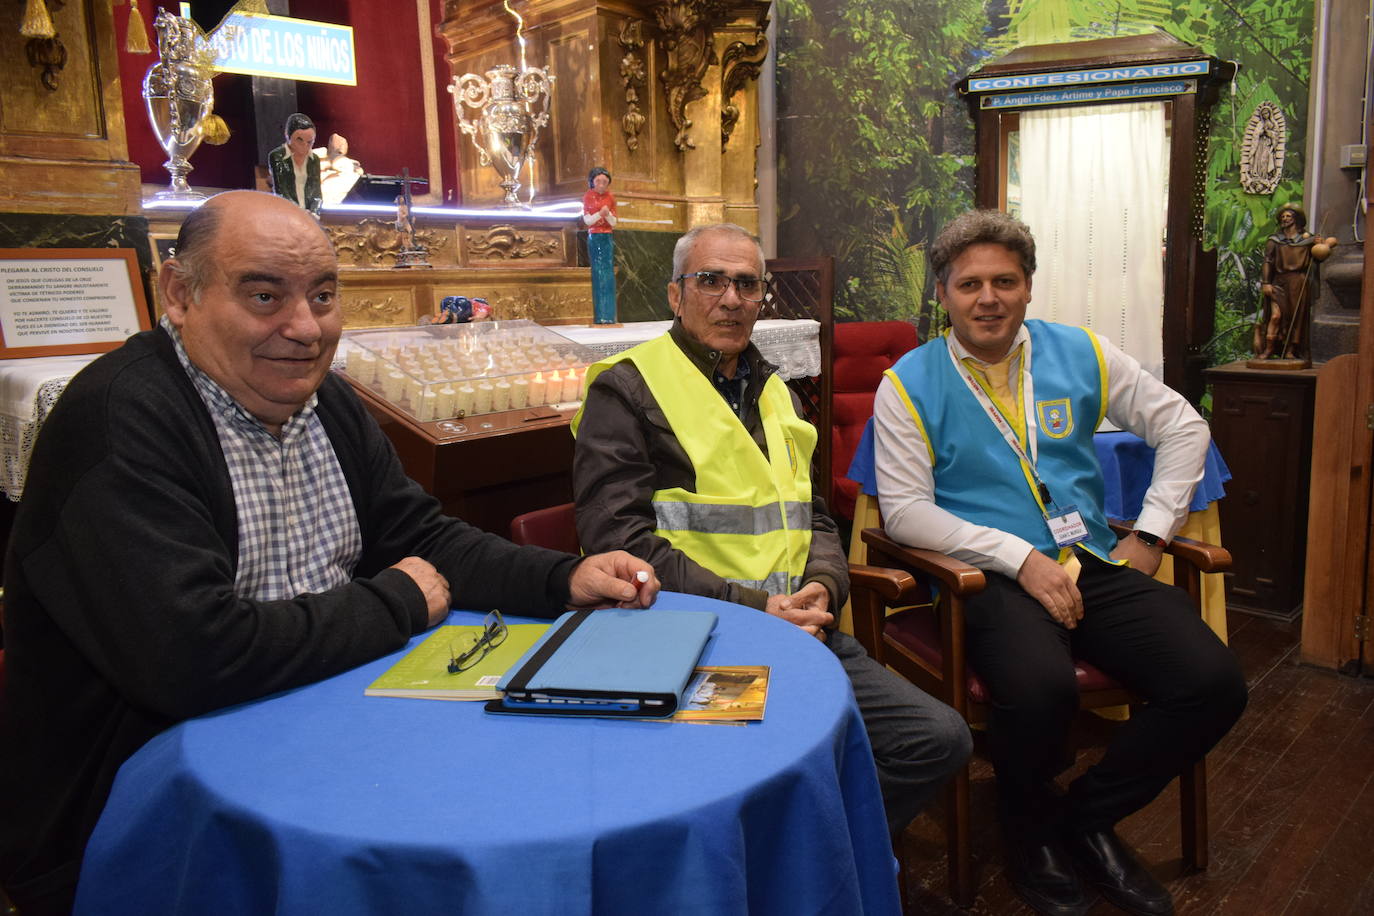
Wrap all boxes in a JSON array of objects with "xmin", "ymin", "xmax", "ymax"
[
  {"xmin": 447, "ymin": 610, "xmax": 508, "ymax": 673},
  {"xmin": 674, "ymin": 271, "xmax": 770, "ymax": 303}
]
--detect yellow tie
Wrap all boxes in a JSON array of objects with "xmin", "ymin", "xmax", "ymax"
[{"xmin": 967, "ymin": 348, "xmax": 1023, "ymax": 433}]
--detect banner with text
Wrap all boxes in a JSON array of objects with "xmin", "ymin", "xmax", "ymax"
[{"xmin": 210, "ymin": 12, "xmax": 357, "ymax": 86}]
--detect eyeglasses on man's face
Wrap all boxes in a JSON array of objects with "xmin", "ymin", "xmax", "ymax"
[
  {"xmin": 675, "ymin": 271, "xmax": 770, "ymax": 303},
  {"xmin": 448, "ymin": 610, "xmax": 508, "ymax": 673}
]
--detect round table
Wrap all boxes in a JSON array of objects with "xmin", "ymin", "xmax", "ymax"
[{"xmin": 75, "ymin": 593, "xmax": 899, "ymax": 915}]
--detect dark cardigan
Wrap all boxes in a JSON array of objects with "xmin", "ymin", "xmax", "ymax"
[{"xmin": 0, "ymin": 328, "xmax": 575, "ymax": 912}]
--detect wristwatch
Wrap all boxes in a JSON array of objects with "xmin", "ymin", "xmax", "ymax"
[{"xmin": 1133, "ymin": 529, "xmax": 1163, "ymax": 549}]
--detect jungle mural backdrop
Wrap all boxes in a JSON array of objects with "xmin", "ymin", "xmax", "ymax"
[{"xmin": 775, "ymin": 0, "xmax": 1314, "ymax": 367}]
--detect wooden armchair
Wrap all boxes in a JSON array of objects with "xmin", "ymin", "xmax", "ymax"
[{"xmin": 849, "ymin": 522, "xmax": 1231, "ymax": 907}]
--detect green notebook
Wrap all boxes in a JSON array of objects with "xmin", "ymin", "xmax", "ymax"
[{"xmin": 366, "ymin": 622, "xmax": 550, "ymax": 701}]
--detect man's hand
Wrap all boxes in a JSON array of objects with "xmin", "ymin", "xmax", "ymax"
[
  {"xmin": 391, "ymin": 556, "xmax": 451, "ymax": 627},
  {"xmin": 764, "ymin": 581, "xmax": 833, "ymax": 640},
  {"xmin": 1016, "ymin": 549, "xmax": 1083, "ymax": 629},
  {"xmin": 1110, "ymin": 533, "xmax": 1165, "ymax": 578},
  {"xmin": 567, "ymin": 551, "xmax": 660, "ymax": 609}
]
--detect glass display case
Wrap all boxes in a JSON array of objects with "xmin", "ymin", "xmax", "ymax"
[{"xmin": 337, "ymin": 319, "xmax": 600, "ymax": 422}]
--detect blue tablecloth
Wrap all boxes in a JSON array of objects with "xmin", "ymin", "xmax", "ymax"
[
  {"xmin": 75, "ymin": 593, "xmax": 899, "ymax": 916},
  {"xmin": 847, "ymin": 419, "xmax": 1230, "ymax": 516}
]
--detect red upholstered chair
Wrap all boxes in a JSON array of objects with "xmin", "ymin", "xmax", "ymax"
[
  {"xmin": 830, "ymin": 321, "xmax": 920, "ymax": 521},
  {"xmin": 509, "ymin": 502, "xmax": 580, "ymax": 554},
  {"xmin": 849, "ymin": 523, "xmax": 1230, "ymax": 907}
]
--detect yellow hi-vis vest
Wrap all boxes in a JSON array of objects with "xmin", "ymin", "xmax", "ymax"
[{"xmin": 572, "ymin": 333, "xmax": 815, "ymax": 596}]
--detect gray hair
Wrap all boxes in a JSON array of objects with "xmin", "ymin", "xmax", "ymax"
[
  {"xmin": 929, "ymin": 210, "xmax": 1037, "ymax": 284},
  {"xmin": 671, "ymin": 223, "xmax": 765, "ymax": 281}
]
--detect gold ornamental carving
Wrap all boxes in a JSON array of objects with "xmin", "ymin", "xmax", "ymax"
[
  {"xmin": 330, "ymin": 220, "xmax": 449, "ymax": 268},
  {"xmin": 720, "ymin": 34, "xmax": 767, "ymax": 149},
  {"xmin": 650, "ymin": 0, "xmax": 728, "ymax": 151},
  {"xmin": 26, "ymin": 34, "xmax": 68, "ymax": 91},
  {"xmin": 341, "ymin": 294, "xmax": 411, "ymax": 327},
  {"xmin": 488, "ymin": 288, "xmax": 592, "ymax": 323},
  {"xmin": 466, "ymin": 225, "xmax": 562, "ymax": 261},
  {"xmin": 617, "ymin": 20, "xmax": 648, "ymax": 152}
]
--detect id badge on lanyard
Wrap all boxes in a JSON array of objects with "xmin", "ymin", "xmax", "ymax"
[{"xmin": 1046, "ymin": 504, "xmax": 1090, "ymax": 548}]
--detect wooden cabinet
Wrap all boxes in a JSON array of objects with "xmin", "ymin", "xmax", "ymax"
[
  {"xmin": 349, "ymin": 379, "xmax": 577, "ymax": 536},
  {"xmin": 1204, "ymin": 362, "xmax": 1317, "ymax": 619}
]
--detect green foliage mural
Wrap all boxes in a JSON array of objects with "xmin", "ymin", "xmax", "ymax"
[
  {"xmin": 775, "ymin": 0, "xmax": 985, "ymax": 333},
  {"xmin": 776, "ymin": 0, "xmax": 1314, "ymax": 367}
]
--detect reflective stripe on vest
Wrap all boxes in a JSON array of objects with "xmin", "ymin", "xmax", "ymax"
[
  {"xmin": 574, "ymin": 333, "xmax": 815, "ymax": 595},
  {"xmin": 653, "ymin": 500, "xmax": 812, "ymax": 536}
]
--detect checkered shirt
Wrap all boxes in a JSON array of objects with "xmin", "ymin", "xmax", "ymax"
[{"xmin": 163, "ymin": 318, "xmax": 362, "ymax": 601}]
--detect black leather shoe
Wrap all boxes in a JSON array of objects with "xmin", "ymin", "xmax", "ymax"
[
  {"xmin": 1062, "ymin": 828, "xmax": 1174, "ymax": 916},
  {"xmin": 1004, "ymin": 836, "xmax": 1096, "ymax": 916}
]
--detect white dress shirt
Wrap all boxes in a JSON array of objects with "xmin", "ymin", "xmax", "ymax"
[{"xmin": 873, "ymin": 324, "xmax": 1209, "ymax": 580}]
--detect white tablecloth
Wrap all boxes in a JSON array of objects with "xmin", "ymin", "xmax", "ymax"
[
  {"xmin": 0, "ymin": 355, "xmax": 100, "ymax": 501},
  {"xmin": 556, "ymin": 318, "xmax": 822, "ymax": 380}
]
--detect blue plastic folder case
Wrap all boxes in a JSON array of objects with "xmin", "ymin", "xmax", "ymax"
[{"xmin": 488, "ymin": 608, "xmax": 717, "ymax": 718}]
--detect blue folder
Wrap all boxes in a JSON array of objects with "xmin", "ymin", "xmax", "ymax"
[{"xmin": 488, "ymin": 608, "xmax": 717, "ymax": 718}]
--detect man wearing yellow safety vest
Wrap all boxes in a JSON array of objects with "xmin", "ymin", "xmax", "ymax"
[
  {"xmin": 872, "ymin": 210, "xmax": 1247, "ymax": 916},
  {"xmin": 572, "ymin": 223, "xmax": 971, "ymax": 841}
]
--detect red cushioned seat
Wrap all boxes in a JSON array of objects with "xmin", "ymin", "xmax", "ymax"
[{"xmin": 830, "ymin": 322, "xmax": 920, "ymax": 520}]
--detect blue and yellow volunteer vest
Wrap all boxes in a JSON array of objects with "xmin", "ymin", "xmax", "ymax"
[
  {"xmin": 572, "ymin": 334, "xmax": 814, "ymax": 594},
  {"xmin": 885, "ymin": 319, "xmax": 1116, "ymax": 560}
]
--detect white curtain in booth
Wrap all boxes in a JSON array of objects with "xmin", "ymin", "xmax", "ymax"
[{"xmin": 1018, "ymin": 102, "xmax": 1168, "ymax": 378}]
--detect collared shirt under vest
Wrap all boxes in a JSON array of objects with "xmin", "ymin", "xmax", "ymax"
[
  {"xmin": 885, "ymin": 319, "xmax": 1118, "ymax": 561},
  {"xmin": 572, "ymin": 332, "xmax": 815, "ymax": 595}
]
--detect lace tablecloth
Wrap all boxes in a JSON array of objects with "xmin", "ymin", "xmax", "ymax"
[
  {"xmin": 0, "ymin": 355, "xmax": 100, "ymax": 501},
  {"xmin": 555, "ymin": 319, "xmax": 822, "ymax": 380}
]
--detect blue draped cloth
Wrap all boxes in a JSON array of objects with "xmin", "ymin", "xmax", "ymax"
[{"xmin": 76, "ymin": 593, "xmax": 900, "ymax": 916}]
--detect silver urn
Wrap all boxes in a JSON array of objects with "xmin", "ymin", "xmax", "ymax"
[
  {"xmin": 450, "ymin": 65, "xmax": 555, "ymax": 208},
  {"xmin": 143, "ymin": 11, "xmax": 215, "ymax": 201}
]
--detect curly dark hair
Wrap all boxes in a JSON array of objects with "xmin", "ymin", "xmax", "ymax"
[
  {"xmin": 929, "ymin": 209, "xmax": 1036, "ymax": 284},
  {"xmin": 587, "ymin": 166, "xmax": 611, "ymax": 188}
]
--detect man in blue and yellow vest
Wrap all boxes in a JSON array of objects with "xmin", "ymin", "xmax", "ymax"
[
  {"xmin": 873, "ymin": 210, "xmax": 1247, "ymax": 916},
  {"xmin": 572, "ymin": 223, "xmax": 971, "ymax": 842}
]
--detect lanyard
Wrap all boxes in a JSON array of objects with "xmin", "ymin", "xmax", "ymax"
[{"xmin": 945, "ymin": 336, "xmax": 1056, "ymax": 511}]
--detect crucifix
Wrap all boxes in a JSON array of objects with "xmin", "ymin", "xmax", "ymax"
[{"xmin": 366, "ymin": 167, "xmax": 431, "ymax": 268}]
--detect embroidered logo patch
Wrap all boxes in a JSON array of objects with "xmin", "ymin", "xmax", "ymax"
[{"xmin": 1037, "ymin": 399, "xmax": 1073, "ymax": 439}]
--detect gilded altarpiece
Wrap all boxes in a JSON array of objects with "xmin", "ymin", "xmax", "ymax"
[
  {"xmin": 144, "ymin": 210, "xmax": 590, "ymax": 328},
  {"xmin": 0, "ymin": 0, "xmax": 141, "ymax": 215},
  {"xmin": 439, "ymin": 0, "xmax": 770, "ymax": 233}
]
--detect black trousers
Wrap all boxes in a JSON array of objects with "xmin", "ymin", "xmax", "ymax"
[{"xmin": 963, "ymin": 551, "xmax": 1247, "ymax": 837}]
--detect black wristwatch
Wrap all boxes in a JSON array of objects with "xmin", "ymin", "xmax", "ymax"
[{"xmin": 1133, "ymin": 529, "xmax": 1163, "ymax": 549}]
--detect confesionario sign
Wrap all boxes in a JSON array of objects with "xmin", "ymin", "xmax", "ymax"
[
  {"xmin": 966, "ymin": 60, "xmax": 1210, "ymax": 94},
  {"xmin": 208, "ymin": 11, "xmax": 357, "ymax": 86}
]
